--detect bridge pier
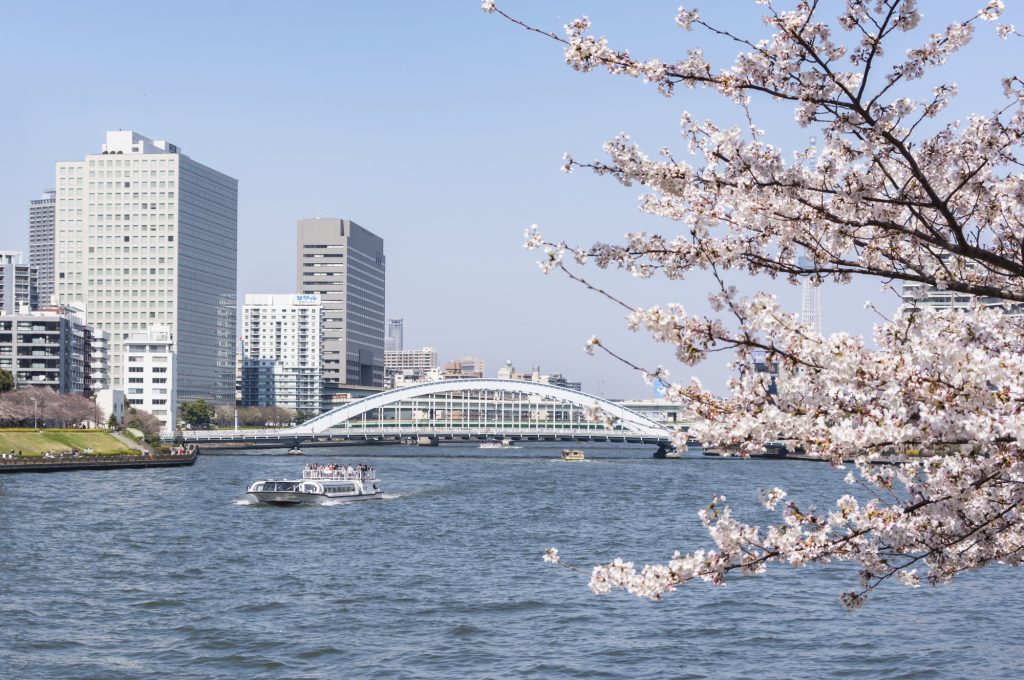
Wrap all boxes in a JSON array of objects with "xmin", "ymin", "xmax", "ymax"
[
  {"xmin": 653, "ymin": 444, "xmax": 679, "ymax": 459},
  {"xmin": 416, "ymin": 435, "xmax": 439, "ymax": 447}
]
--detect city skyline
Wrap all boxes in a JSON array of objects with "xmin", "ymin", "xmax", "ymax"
[{"xmin": 2, "ymin": 2, "xmax": 1019, "ymax": 398}]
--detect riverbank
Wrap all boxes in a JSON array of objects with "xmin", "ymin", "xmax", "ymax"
[
  {"xmin": 0, "ymin": 450, "xmax": 197, "ymax": 473},
  {"xmin": 0, "ymin": 429, "xmax": 137, "ymax": 456},
  {"xmin": 701, "ymin": 448, "xmax": 920, "ymax": 465},
  {"xmin": 197, "ymin": 439, "xmax": 401, "ymax": 451}
]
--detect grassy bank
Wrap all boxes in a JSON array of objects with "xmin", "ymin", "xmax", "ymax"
[{"xmin": 0, "ymin": 429, "xmax": 137, "ymax": 457}]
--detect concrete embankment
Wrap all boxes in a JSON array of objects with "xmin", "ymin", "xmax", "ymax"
[
  {"xmin": 0, "ymin": 452, "xmax": 197, "ymax": 473},
  {"xmin": 196, "ymin": 439, "xmax": 401, "ymax": 452},
  {"xmin": 701, "ymin": 449, "xmax": 919, "ymax": 465}
]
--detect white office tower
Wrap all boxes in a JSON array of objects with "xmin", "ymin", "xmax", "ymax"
[
  {"xmin": 0, "ymin": 251, "xmax": 38, "ymax": 314},
  {"xmin": 124, "ymin": 325, "xmax": 177, "ymax": 435},
  {"xmin": 297, "ymin": 218, "xmax": 385, "ymax": 408},
  {"xmin": 797, "ymin": 257, "xmax": 822, "ymax": 335},
  {"xmin": 29, "ymin": 190, "xmax": 56, "ymax": 303},
  {"xmin": 54, "ymin": 131, "xmax": 238, "ymax": 410},
  {"xmin": 241, "ymin": 294, "xmax": 322, "ymax": 412}
]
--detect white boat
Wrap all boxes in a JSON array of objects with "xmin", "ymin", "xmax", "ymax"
[
  {"xmin": 286, "ymin": 446, "xmax": 304, "ymax": 456},
  {"xmin": 479, "ymin": 438, "xmax": 519, "ymax": 449},
  {"xmin": 247, "ymin": 464, "xmax": 382, "ymax": 505},
  {"xmin": 561, "ymin": 448, "xmax": 585, "ymax": 462}
]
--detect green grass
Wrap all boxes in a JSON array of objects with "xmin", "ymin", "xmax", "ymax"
[{"xmin": 0, "ymin": 430, "xmax": 136, "ymax": 457}]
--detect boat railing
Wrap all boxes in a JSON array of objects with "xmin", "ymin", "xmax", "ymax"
[{"xmin": 302, "ymin": 469, "xmax": 376, "ymax": 482}]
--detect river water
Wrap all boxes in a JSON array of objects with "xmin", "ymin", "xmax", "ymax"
[{"xmin": 0, "ymin": 443, "xmax": 1021, "ymax": 679}]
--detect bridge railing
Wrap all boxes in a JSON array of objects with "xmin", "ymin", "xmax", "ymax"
[{"xmin": 181, "ymin": 425, "xmax": 676, "ymax": 442}]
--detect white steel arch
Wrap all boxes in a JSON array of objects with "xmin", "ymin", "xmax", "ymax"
[{"xmin": 282, "ymin": 378, "xmax": 669, "ymax": 437}]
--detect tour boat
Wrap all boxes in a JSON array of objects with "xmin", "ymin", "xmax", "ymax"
[
  {"xmin": 247, "ymin": 464, "xmax": 383, "ymax": 505},
  {"xmin": 479, "ymin": 438, "xmax": 519, "ymax": 449},
  {"xmin": 561, "ymin": 448, "xmax": 585, "ymax": 462}
]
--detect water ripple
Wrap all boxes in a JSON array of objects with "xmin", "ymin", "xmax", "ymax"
[{"xmin": 1, "ymin": 445, "xmax": 1022, "ymax": 678}]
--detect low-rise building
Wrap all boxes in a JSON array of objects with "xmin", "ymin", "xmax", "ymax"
[
  {"xmin": 384, "ymin": 347, "xmax": 438, "ymax": 388},
  {"xmin": 0, "ymin": 304, "xmax": 92, "ymax": 393},
  {"xmin": 496, "ymin": 361, "xmax": 582, "ymax": 391},
  {"xmin": 124, "ymin": 325, "xmax": 177, "ymax": 434},
  {"xmin": 96, "ymin": 388, "xmax": 125, "ymax": 425},
  {"xmin": 450, "ymin": 356, "xmax": 485, "ymax": 378}
]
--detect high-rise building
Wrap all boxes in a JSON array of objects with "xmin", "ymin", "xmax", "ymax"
[
  {"xmin": 124, "ymin": 325, "xmax": 177, "ymax": 434},
  {"xmin": 54, "ymin": 131, "xmax": 238, "ymax": 409},
  {"xmin": 385, "ymin": 318, "xmax": 404, "ymax": 352},
  {"xmin": 29, "ymin": 190, "xmax": 56, "ymax": 304},
  {"xmin": 296, "ymin": 218, "xmax": 385, "ymax": 408},
  {"xmin": 0, "ymin": 251, "xmax": 38, "ymax": 314},
  {"xmin": 241, "ymin": 293, "xmax": 322, "ymax": 413}
]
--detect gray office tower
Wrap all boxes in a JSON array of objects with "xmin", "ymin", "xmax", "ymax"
[
  {"xmin": 29, "ymin": 190, "xmax": 56, "ymax": 304},
  {"xmin": 296, "ymin": 218, "xmax": 385, "ymax": 409}
]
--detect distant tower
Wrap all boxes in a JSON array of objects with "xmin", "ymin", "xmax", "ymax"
[
  {"xmin": 29, "ymin": 190, "xmax": 56, "ymax": 304},
  {"xmin": 386, "ymin": 318, "xmax": 404, "ymax": 352},
  {"xmin": 798, "ymin": 256, "xmax": 822, "ymax": 335}
]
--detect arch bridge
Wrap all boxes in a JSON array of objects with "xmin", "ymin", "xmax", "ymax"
[{"xmin": 182, "ymin": 378, "xmax": 677, "ymax": 452}]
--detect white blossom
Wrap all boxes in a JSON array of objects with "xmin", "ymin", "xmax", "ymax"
[{"xmin": 490, "ymin": 0, "xmax": 1024, "ymax": 607}]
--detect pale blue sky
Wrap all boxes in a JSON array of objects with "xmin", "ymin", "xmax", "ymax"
[{"xmin": 1, "ymin": 1, "xmax": 1017, "ymax": 398}]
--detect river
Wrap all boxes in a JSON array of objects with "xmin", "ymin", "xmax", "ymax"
[{"xmin": 0, "ymin": 443, "xmax": 1020, "ymax": 679}]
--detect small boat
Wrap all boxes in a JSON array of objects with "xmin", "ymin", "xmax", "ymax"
[
  {"xmin": 247, "ymin": 463, "xmax": 383, "ymax": 506},
  {"xmin": 286, "ymin": 446, "xmax": 304, "ymax": 456},
  {"xmin": 561, "ymin": 448, "xmax": 585, "ymax": 462},
  {"xmin": 479, "ymin": 438, "xmax": 519, "ymax": 450}
]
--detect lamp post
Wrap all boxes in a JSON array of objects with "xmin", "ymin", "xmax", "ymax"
[{"xmin": 30, "ymin": 396, "xmax": 38, "ymax": 430}]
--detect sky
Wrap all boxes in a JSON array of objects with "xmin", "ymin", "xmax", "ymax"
[{"xmin": 0, "ymin": 1, "xmax": 1018, "ymax": 399}]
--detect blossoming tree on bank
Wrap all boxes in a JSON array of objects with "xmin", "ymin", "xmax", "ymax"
[{"xmin": 485, "ymin": 0, "xmax": 1024, "ymax": 607}]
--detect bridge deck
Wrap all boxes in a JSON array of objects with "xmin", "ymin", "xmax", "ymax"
[{"xmin": 180, "ymin": 427, "xmax": 675, "ymax": 447}]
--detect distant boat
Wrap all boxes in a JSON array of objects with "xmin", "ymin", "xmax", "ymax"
[
  {"xmin": 561, "ymin": 448, "xmax": 585, "ymax": 462},
  {"xmin": 286, "ymin": 446, "xmax": 304, "ymax": 456},
  {"xmin": 479, "ymin": 438, "xmax": 519, "ymax": 450}
]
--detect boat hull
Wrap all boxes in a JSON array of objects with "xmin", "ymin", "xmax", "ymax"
[{"xmin": 248, "ymin": 490, "xmax": 383, "ymax": 506}]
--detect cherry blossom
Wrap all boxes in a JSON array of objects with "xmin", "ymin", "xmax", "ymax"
[{"xmin": 488, "ymin": 0, "xmax": 1024, "ymax": 606}]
